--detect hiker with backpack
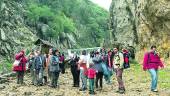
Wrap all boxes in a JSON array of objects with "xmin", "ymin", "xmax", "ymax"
[
  {"xmin": 13, "ymin": 50, "xmax": 28, "ymax": 84},
  {"xmin": 122, "ymin": 48, "xmax": 130, "ymax": 69},
  {"xmin": 78, "ymin": 50, "xmax": 88, "ymax": 91},
  {"xmin": 49, "ymin": 48, "xmax": 60, "ymax": 88},
  {"xmin": 93, "ymin": 51, "xmax": 103, "ymax": 90},
  {"xmin": 105, "ymin": 50, "xmax": 114, "ymax": 84},
  {"xmin": 28, "ymin": 52, "xmax": 35, "ymax": 85},
  {"xmin": 113, "ymin": 47, "xmax": 126, "ymax": 94},
  {"xmin": 143, "ymin": 46, "xmax": 164, "ymax": 92},
  {"xmin": 69, "ymin": 52, "xmax": 80, "ymax": 87},
  {"xmin": 33, "ymin": 50, "xmax": 46, "ymax": 86}
]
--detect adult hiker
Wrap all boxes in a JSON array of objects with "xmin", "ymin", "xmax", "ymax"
[
  {"xmin": 113, "ymin": 47, "xmax": 125, "ymax": 94},
  {"xmin": 87, "ymin": 63, "xmax": 96, "ymax": 95},
  {"xmin": 43, "ymin": 53, "xmax": 48, "ymax": 85},
  {"xmin": 33, "ymin": 50, "xmax": 46, "ymax": 86},
  {"xmin": 59, "ymin": 53, "xmax": 65, "ymax": 74},
  {"xmin": 105, "ymin": 50, "xmax": 114, "ymax": 84},
  {"xmin": 49, "ymin": 48, "xmax": 60, "ymax": 88},
  {"xmin": 93, "ymin": 51, "xmax": 103, "ymax": 90},
  {"xmin": 47, "ymin": 48, "xmax": 53, "ymax": 83},
  {"xmin": 78, "ymin": 50, "xmax": 88, "ymax": 91},
  {"xmin": 143, "ymin": 45, "xmax": 164, "ymax": 92},
  {"xmin": 69, "ymin": 52, "xmax": 80, "ymax": 87},
  {"xmin": 13, "ymin": 50, "xmax": 28, "ymax": 84},
  {"xmin": 28, "ymin": 52, "xmax": 35, "ymax": 85}
]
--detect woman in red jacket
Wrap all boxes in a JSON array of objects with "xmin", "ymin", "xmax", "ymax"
[
  {"xmin": 143, "ymin": 46, "xmax": 164, "ymax": 92},
  {"xmin": 13, "ymin": 50, "xmax": 28, "ymax": 84}
]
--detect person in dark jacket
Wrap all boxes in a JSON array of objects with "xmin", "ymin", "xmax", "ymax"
[
  {"xmin": 93, "ymin": 51, "xmax": 103, "ymax": 90},
  {"xmin": 49, "ymin": 48, "xmax": 60, "ymax": 88},
  {"xmin": 13, "ymin": 50, "xmax": 28, "ymax": 84},
  {"xmin": 33, "ymin": 50, "xmax": 46, "ymax": 86},
  {"xmin": 70, "ymin": 53, "xmax": 80, "ymax": 87},
  {"xmin": 28, "ymin": 52, "xmax": 35, "ymax": 85}
]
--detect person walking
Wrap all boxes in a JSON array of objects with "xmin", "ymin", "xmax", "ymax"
[
  {"xmin": 143, "ymin": 45, "xmax": 164, "ymax": 92},
  {"xmin": 78, "ymin": 50, "xmax": 88, "ymax": 91},
  {"xmin": 93, "ymin": 51, "xmax": 103, "ymax": 90},
  {"xmin": 28, "ymin": 52, "xmax": 35, "ymax": 85},
  {"xmin": 13, "ymin": 50, "xmax": 28, "ymax": 84},
  {"xmin": 47, "ymin": 48, "xmax": 53, "ymax": 84},
  {"xmin": 49, "ymin": 48, "xmax": 60, "ymax": 88},
  {"xmin": 59, "ymin": 53, "xmax": 65, "ymax": 74},
  {"xmin": 105, "ymin": 50, "xmax": 114, "ymax": 84},
  {"xmin": 70, "ymin": 53, "xmax": 80, "ymax": 87},
  {"xmin": 113, "ymin": 47, "xmax": 125, "ymax": 94},
  {"xmin": 33, "ymin": 50, "xmax": 46, "ymax": 86},
  {"xmin": 87, "ymin": 63, "xmax": 96, "ymax": 95}
]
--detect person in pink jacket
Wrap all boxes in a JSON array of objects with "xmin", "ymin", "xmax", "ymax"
[
  {"xmin": 143, "ymin": 46, "xmax": 164, "ymax": 92},
  {"xmin": 13, "ymin": 50, "xmax": 28, "ymax": 84},
  {"xmin": 87, "ymin": 63, "xmax": 96, "ymax": 95}
]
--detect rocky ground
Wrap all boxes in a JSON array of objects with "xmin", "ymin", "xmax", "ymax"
[{"xmin": 0, "ymin": 64, "xmax": 170, "ymax": 96}]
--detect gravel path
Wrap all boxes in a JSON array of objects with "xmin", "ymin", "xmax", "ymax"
[{"xmin": 0, "ymin": 65, "xmax": 170, "ymax": 96}]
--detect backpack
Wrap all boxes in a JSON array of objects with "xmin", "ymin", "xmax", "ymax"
[
  {"xmin": 122, "ymin": 52, "xmax": 130, "ymax": 69},
  {"xmin": 52, "ymin": 56, "xmax": 59, "ymax": 65},
  {"xmin": 35, "ymin": 56, "xmax": 43, "ymax": 70},
  {"xmin": 50, "ymin": 55, "xmax": 60, "ymax": 72},
  {"xmin": 115, "ymin": 52, "xmax": 130, "ymax": 69}
]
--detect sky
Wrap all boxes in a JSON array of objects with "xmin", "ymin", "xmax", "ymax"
[{"xmin": 90, "ymin": 0, "xmax": 112, "ymax": 11}]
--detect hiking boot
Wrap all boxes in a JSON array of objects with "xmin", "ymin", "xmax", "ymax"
[
  {"xmin": 79, "ymin": 88, "xmax": 87, "ymax": 91},
  {"xmin": 74, "ymin": 85, "xmax": 79, "ymax": 87},
  {"xmin": 89, "ymin": 91, "xmax": 96, "ymax": 95},
  {"xmin": 151, "ymin": 89, "xmax": 158, "ymax": 92},
  {"xmin": 119, "ymin": 89, "xmax": 125, "ymax": 94}
]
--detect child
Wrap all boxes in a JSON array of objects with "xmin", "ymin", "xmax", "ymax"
[{"xmin": 87, "ymin": 63, "xmax": 96, "ymax": 94}]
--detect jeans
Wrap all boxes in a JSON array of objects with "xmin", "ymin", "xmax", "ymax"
[
  {"xmin": 80, "ymin": 69, "xmax": 87, "ymax": 89},
  {"xmin": 89, "ymin": 79, "xmax": 95, "ymax": 92},
  {"xmin": 148, "ymin": 69, "xmax": 158, "ymax": 90},
  {"xmin": 107, "ymin": 67, "xmax": 113, "ymax": 83},
  {"xmin": 30, "ymin": 69, "xmax": 35, "ymax": 84},
  {"xmin": 35, "ymin": 68, "xmax": 43, "ymax": 85}
]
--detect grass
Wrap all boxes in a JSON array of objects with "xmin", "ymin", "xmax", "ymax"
[
  {"xmin": 0, "ymin": 60, "xmax": 12, "ymax": 73},
  {"xmin": 129, "ymin": 60, "xmax": 170, "ymax": 89}
]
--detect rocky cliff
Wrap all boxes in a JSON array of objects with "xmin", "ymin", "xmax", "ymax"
[
  {"xmin": 110, "ymin": 0, "xmax": 170, "ymax": 61},
  {"xmin": 0, "ymin": 0, "xmax": 109, "ymax": 60},
  {"xmin": 0, "ymin": 0, "xmax": 36, "ymax": 59}
]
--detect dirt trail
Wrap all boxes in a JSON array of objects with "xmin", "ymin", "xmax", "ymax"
[{"xmin": 0, "ymin": 65, "xmax": 170, "ymax": 96}]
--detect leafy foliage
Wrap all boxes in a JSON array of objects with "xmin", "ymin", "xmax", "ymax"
[{"xmin": 25, "ymin": 0, "xmax": 109, "ymax": 48}]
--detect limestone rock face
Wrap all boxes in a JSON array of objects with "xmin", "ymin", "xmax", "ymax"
[
  {"xmin": 109, "ymin": 0, "xmax": 138, "ymax": 46},
  {"xmin": 137, "ymin": 0, "xmax": 170, "ymax": 56},
  {"xmin": 110, "ymin": 0, "xmax": 170, "ymax": 58}
]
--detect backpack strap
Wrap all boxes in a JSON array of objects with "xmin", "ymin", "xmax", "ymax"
[
  {"xmin": 147, "ymin": 52, "xmax": 150, "ymax": 65},
  {"xmin": 54, "ymin": 56, "xmax": 59, "ymax": 63},
  {"xmin": 39, "ymin": 56, "xmax": 42, "ymax": 65}
]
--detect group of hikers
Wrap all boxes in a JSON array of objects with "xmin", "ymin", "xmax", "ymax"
[{"xmin": 12, "ymin": 45, "xmax": 164, "ymax": 94}]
